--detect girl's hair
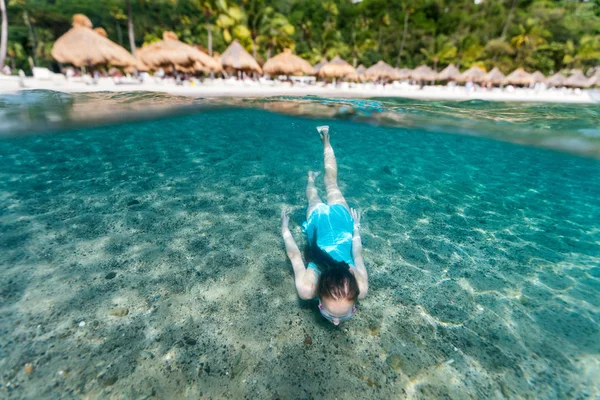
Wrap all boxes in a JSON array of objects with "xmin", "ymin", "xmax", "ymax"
[{"xmin": 307, "ymin": 232, "xmax": 359, "ymax": 301}]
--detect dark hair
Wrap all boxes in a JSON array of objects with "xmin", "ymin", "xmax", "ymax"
[{"xmin": 307, "ymin": 233, "xmax": 359, "ymax": 301}]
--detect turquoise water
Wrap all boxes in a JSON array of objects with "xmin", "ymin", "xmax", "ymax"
[{"xmin": 1, "ymin": 93, "xmax": 599, "ymax": 398}]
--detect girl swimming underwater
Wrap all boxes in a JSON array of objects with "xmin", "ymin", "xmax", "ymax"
[{"xmin": 281, "ymin": 126, "xmax": 368, "ymax": 325}]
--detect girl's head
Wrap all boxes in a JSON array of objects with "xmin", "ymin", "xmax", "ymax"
[
  {"xmin": 317, "ymin": 266, "xmax": 359, "ymax": 302},
  {"xmin": 317, "ymin": 266, "xmax": 359, "ymax": 325},
  {"xmin": 308, "ymin": 235, "xmax": 360, "ymax": 325}
]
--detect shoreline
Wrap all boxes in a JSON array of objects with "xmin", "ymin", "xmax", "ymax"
[{"xmin": 1, "ymin": 76, "xmax": 597, "ymax": 103}]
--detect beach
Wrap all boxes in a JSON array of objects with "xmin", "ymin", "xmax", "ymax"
[{"xmin": 1, "ymin": 75, "xmax": 597, "ymax": 103}]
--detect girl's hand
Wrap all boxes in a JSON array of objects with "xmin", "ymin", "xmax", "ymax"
[
  {"xmin": 350, "ymin": 208, "xmax": 361, "ymax": 229},
  {"xmin": 281, "ymin": 208, "xmax": 290, "ymax": 230}
]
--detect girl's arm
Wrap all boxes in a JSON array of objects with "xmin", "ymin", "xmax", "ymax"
[
  {"xmin": 281, "ymin": 209, "xmax": 316, "ymax": 300},
  {"xmin": 350, "ymin": 209, "xmax": 369, "ymax": 299}
]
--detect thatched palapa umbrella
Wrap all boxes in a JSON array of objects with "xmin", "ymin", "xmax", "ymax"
[
  {"xmin": 586, "ymin": 66, "xmax": 600, "ymax": 77},
  {"xmin": 565, "ymin": 71, "xmax": 593, "ymax": 88},
  {"xmin": 354, "ymin": 64, "xmax": 367, "ymax": 81},
  {"xmin": 138, "ymin": 32, "xmax": 221, "ymax": 73},
  {"xmin": 505, "ymin": 68, "xmax": 534, "ymax": 86},
  {"xmin": 546, "ymin": 72, "xmax": 566, "ymax": 87},
  {"xmin": 125, "ymin": 53, "xmax": 150, "ymax": 73},
  {"xmin": 410, "ymin": 65, "xmax": 436, "ymax": 81},
  {"xmin": 51, "ymin": 14, "xmax": 137, "ymax": 67},
  {"xmin": 395, "ymin": 68, "xmax": 412, "ymax": 80},
  {"xmin": 263, "ymin": 49, "xmax": 312, "ymax": 76},
  {"xmin": 312, "ymin": 58, "xmax": 328, "ymax": 75},
  {"xmin": 484, "ymin": 67, "xmax": 506, "ymax": 85},
  {"xmin": 456, "ymin": 65, "xmax": 487, "ymax": 83},
  {"xmin": 318, "ymin": 56, "xmax": 356, "ymax": 79},
  {"xmin": 94, "ymin": 27, "xmax": 108, "ymax": 37},
  {"xmin": 531, "ymin": 71, "xmax": 546, "ymax": 84},
  {"xmin": 364, "ymin": 60, "xmax": 397, "ymax": 81},
  {"xmin": 220, "ymin": 40, "xmax": 262, "ymax": 74},
  {"xmin": 437, "ymin": 63, "xmax": 460, "ymax": 81}
]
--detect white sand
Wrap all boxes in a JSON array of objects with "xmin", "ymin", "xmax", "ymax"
[{"xmin": 1, "ymin": 75, "xmax": 597, "ymax": 103}]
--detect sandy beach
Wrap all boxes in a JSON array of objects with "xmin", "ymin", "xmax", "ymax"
[{"xmin": 1, "ymin": 75, "xmax": 597, "ymax": 103}]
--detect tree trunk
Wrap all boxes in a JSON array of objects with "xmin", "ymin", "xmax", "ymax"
[
  {"xmin": 252, "ymin": 34, "xmax": 257, "ymax": 60},
  {"xmin": 0, "ymin": 0, "xmax": 7, "ymax": 69},
  {"xmin": 205, "ymin": 14, "xmax": 213, "ymax": 56},
  {"xmin": 116, "ymin": 22, "xmax": 123, "ymax": 47},
  {"xmin": 23, "ymin": 10, "xmax": 37, "ymax": 66},
  {"xmin": 501, "ymin": 0, "xmax": 518, "ymax": 39},
  {"xmin": 396, "ymin": 11, "xmax": 409, "ymax": 67},
  {"xmin": 126, "ymin": 0, "xmax": 136, "ymax": 57}
]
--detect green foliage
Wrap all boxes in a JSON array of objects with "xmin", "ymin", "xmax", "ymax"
[
  {"xmin": 2, "ymin": 0, "xmax": 599, "ymax": 74},
  {"xmin": 256, "ymin": 5, "xmax": 294, "ymax": 57}
]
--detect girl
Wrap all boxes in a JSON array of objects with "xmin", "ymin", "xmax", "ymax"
[{"xmin": 281, "ymin": 126, "xmax": 368, "ymax": 325}]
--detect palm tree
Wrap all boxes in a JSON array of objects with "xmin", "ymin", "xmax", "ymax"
[
  {"xmin": 125, "ymin": 0, "xmax": 136, "ymax": 57},
  {"xmin": 196, "ymin": 0, "xmax": 229, "ymax": 56},
  {"xmin": 216, "ymin": 3, "xmax": 251, "ymax": 46},
  {"xmin": 563, "ymin": 35, "xmax": 600, "ymax": 69},
  {"xmin": 240, "ymin": 0, "xmax": 264, "ymax": 60},
  {"xmin": 420, "ymin": 35, "xmax": 457, "ymax": 71},
  {"xmin": 510, "ymin": 22, "xmax": 548, "ymax": 66},
  {"xmin": 501, "ymin": 0, "xmax": 518, "ymax": 39},
  {"xmin": 395, "ymin": 6, "xmax": 411, "ymax": 67},
  {"xmin": 1, "ymin": 0, "xmax": 7, "ymax": 70},
  {"xmin": 7, "ymin": 42, "xmax": 24, "ymax": 70},
  {"xmin": 257, "ymin": 7, "xmax": 294, "ymax": 59}
]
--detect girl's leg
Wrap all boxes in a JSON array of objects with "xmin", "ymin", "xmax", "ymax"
[
  {"xmin": 306, "ymin": 171, "xmax": 324, "ymax": 220},
  {"xmin": 319, "ymin": 127, "xmax": 350, "ymax": 212}
]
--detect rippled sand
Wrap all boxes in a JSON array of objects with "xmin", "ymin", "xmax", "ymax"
[{"xmin": 1, "ymin": 108, "xmax": 599, "ymax": 399}]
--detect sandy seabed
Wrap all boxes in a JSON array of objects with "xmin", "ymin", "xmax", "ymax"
[{"xmin": 1, "ymin": 108, "xmax": 599, "ymax": 399}]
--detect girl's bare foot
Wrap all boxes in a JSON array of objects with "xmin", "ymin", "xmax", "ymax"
[
  {"xmin": 308, "ymin": 171, "xmax": 321, "ymax": 182},
  {"xmin": 317, "ymin": 126, "xmax": 330, "ymax": 144}
]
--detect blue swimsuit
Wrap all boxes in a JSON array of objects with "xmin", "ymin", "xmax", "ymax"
[{"xmin": 302, "ymin": 203, "xmax": 355, "ymax": 279}]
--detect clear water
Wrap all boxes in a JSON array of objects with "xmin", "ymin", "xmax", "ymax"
[{"xmin": 1, "ymin": 92, "xmax": 599, "ymax": 399}]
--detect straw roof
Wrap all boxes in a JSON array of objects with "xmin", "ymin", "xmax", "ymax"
[
  {"xmin": 262, "ymin": 49, "xmax": 312, "ymax": 76},
  {"xmin": 395, "ymin": 68, "xmax": 412, "ymax": 80},
  {"xmin": 124, "ymin": 56, "xmax": 150, "ymax": 73},
  {"xmin": 531, "ymin": 71, "xmax": 546, "ymax": 83},
  {"xmin": 317, "ymin": 56, "xmax": 356, "ymax": 79},
  {"xmin": 312, "ymin": 58, "xmax": 328, "ymax": 75},
  {"xmin": 364, "ymin": 60, "xmax": 397, "ymax": 81},
  {"xmin": 94, "ymin": 27, "xmax": 107, "ymax": 37},
  {"xmin": 565, "ymin": 71, "xmax": 593, "ymax": 88},
  {"xmin": 51, "ymin": 14, "xmax": 137, "ymax": 67},
  {"xmin": 546, "ymin": 72, "xmax": 566, "ymax": 87},
  {"xmin": 484, "ymin": 67, "xmax": 506, "ymax": 85},
  {"xmin": 586, "ymin": 66, "xmax": 600, "ymax": 77},
  {"xmin": 356, "ymin": 64, "xmax": 366, "ymax": 74},
  {"xmin": 437, "ymin": 63, "xmax": 460, "ymax": 81},
  {"xmin": 410, "ymin": 65, "xmax": 436, "ymax": 81},
  {"xmin": 220, "ymin": 40, "xmax": 262, "ymax": 73},
  {"xmin": 456, "ymin": 65, "xmax": 487, "ymax": 83},
  {"xmin": 138, "ymin": 32, "xmax": 221, "ymax": 72},
  {"xmin": 505, "ymin": 68, "xmax": 534, "ymax": 86}
]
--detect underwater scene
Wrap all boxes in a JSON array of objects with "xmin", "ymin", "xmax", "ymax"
[{"xmin": 0, "ymin": 92, "xmax": 599, "ymax": 399}]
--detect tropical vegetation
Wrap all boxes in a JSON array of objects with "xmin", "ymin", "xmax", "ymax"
[{"xmin": 1, "ymin": 0, "xmax": 599, "ymax": 75}]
